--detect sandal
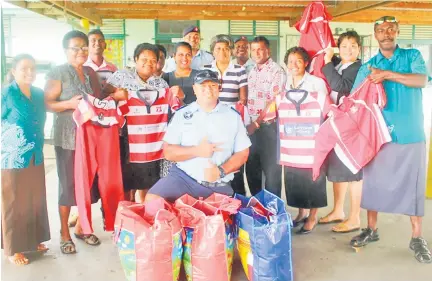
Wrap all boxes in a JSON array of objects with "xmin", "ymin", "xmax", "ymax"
[
  {"xmin": 60, "ymin": 240, "xmax": 77, "ymax": 254},
  {"xmin": 318, "ymin": 214, "xmax": 344, "ymax": 225},
  {"xmin": 410, "ymin": 237, "xmax": 432, "ymax": 264},
  {"xmin": 74, "ymin": 233, "xmax": 101, "ymax": 246},
  {"xmin": 8, "ymin": 253, "xmax": 29, "ymax": 265},
  {"xmin": 37, "ymin": 244, "xmax": 49, "ymax": 253},
  {"xmin": 292, "ymin": 216, "xmax": 308, "ymax": 228},
  {"xmin": 332, "ymin": 222, "xmax": 360, "ymax": 233},
  {"xmin": 350, "ymin": 227, "xmax": 379, "ymax": 247}
]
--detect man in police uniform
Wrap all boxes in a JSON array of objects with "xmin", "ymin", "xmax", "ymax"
[
  {"xmin": 146, "ymin": 69, "xmax": 251, "ymax": 202},
  {"xmin": 231, "ymin": 36, "xmax": 255, "ymax": 74},
  {"xmin": 164, "ymin": 26, "xmax": 214, "ymax": 72}
]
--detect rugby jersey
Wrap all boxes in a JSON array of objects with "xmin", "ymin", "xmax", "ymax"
[
  {"xmin": 203, "ymin": 61, "xmax": 247, "ymax": 105},
  {"xmin": 73, "ymin": 94, "xmax": 124, "ymax": 127},
  {"xmin": 276, "ymin": 89, "xmax": 332, "ymax": 168},
  {"xmin": 124, "ymin": 88, "xmax": 179, "ymax": 163},
  {"xmin": 312, "ymin": 80, "xmax": 391, "ymax": 180}
]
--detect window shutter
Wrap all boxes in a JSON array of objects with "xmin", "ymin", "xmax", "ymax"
[
  {"xmin": 100, "ymin": 19, "xmax": 124, "ymax": 36},
  {"xmin": 255, "ymin": 21, "xmax": 278, "ymax": 36},
  {"xmin": 230, "ymin": 21, "xmax": 253, "ymax": 35}
]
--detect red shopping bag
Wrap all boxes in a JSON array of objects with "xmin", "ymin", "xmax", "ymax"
[
  {"xmin": 114, "ymin": 199, "xmax": 183, "ymax": 281},
  {"xmin": 174, "ymin": 194, "xmax": 241, "ymax": 281}
]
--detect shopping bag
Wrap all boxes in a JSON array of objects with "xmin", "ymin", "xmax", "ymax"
[
  {"xmin": 174, "ymin": 193, "xmax": 241, "ymax": 281},
  {"xmin": 114, "ymin": 199, "xmax": 183, "ymax": 281},
  {"xmin": 235, "ymin": 190, "xmax": 293, "ymax": 281}
]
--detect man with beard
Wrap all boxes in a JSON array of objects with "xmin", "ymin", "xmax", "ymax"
[
  {"xmin": 164, "ymin": 26, "xmax": 213, "ymax": 72},
  {"xmin": 350, "ymin": 16, "xmax": 431, "ymax": 264},
  {"xmin": 231, "ymin": 36, "xmax": 255, "ymax": 74}
]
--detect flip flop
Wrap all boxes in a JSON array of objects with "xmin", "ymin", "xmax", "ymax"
[
  {"xmin": 8, "ymin": 253, "xmax": 29, "ymax": 265},
  {"xmin": 60, "ymin": 240, "xmax": 77, "ymax": 254},
  {"xmin": 332, "ymin": 222, "xmax": 360, "ymax": 233},
  {"xmin": 318, "ymin": 215, "xmax": 344, "ymax": 225},
  {"xmin": 74, "ymin": 233, "xmax": 101, "ymax": 246}
]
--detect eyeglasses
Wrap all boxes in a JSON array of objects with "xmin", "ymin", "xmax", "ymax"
[
  {"xmin": 67, "ymin": 47, "xmax": 89, "ymax": 53},
  {"xmin": 374, "ymin": 16, "xmax": 398, "ymax": 25}
]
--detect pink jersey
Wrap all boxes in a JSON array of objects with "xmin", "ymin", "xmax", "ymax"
[
  {"xmin": 295, "ymin": 1, "xmax": 336, "ymax": 91},
  {"xmin": 312, "ymin": 81, "xmax": 391, "ymax": 180},
  {"xmin": 125, "ymin": 88, "xmax": 179, "ymax": 163},
  {"xmin": 276, "ymin": 89, "xmax": 332, "ymax": 168},
  {"xmin": 73, "ymin": 95, "xmax": 124, "ymax": 127}
]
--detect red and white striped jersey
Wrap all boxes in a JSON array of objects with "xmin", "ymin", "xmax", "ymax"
[
  {"xmin": 73, "ymin": 95, "xmax": 124, "ymax": 127},
  {"xmin": 125, "ymin": 88, "xmax": 179, "ymax": 163},
  {"xmin": 312, "ymin": 81, "xmax": 391, "ymax": 180},
  {"xmin": 276, "ymin": 89, "xmax": 332, "ymax": 168}
]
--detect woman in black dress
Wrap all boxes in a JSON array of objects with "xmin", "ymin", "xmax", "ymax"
[{"xmin": 319, "ymin": 31, "xmax": 363, "ymax": 233}]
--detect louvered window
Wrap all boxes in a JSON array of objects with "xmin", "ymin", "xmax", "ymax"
[
  {"xmin": 399, "ymin": 25, "xmax": 432, "ymax": 40},
  {"xmin": 100, "ymin": 19, "xmax": 125, "ymax": 37},
  {"xmin": 230, "ymin": 21, "xmax": 254, "ymax": 35}
]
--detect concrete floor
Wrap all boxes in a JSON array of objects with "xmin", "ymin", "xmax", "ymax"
[{"xmin": 1, "ymin": 145, "xmax": 431, "ymax": 281}]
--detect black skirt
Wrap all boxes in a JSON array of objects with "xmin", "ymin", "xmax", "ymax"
[
  {"xmin": 284, "ymin": 166, "xmax": 327, "ymax": 209},
  {"xmin": 120, "ymin": 136, "xmax": 160, "ymax": 190},
  {"xmin": 326, "ymin": 150, "xmax": 363, "ymax": 182}
]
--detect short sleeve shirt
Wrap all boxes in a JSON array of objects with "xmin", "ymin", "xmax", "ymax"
[
  {"xmin": 1, "ymin": 82, "xmax": 46, "ymax": 169},
  {"xmin": 203, "ymin": 61, "xmax": 248, "ymax": 105},
  {"xmin": 163, "ymin": 102, "xmax": 251, "ymax": 183},
  {"xmin": 46, "ymin": 64, "xmax": 102, "ymax": 150},
  {"xmin": 352, "ymin": 46, "xmax": 428, "ymax": 144},
  {"xmin": 84, "ymin": 58, "xmax": 118, "ymax": 87},
  {"xmin": 163, "ymin": 49, "xmax": 214, "ymax": 72},
  {"xmin": 247, "ymin": 58, "xmax": 286, "ymax": 121},
  {"xmin": 162, "ymin": 69, "xmax": 199, "ymax": 105}
]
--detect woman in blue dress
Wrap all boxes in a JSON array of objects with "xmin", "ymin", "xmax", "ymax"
[{"xmin": 1, "ymin": 54, "xmax": 51, "ymax": 265}]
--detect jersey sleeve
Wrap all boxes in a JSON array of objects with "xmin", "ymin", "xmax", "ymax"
[
  {"xmin": 233, "ymin": 115, "xmax": 252, "ymax": 153},
  {"xmin": 72, "ymin": 97, "xmax": 95, "ymax": 127},
  {"xmin": 163, "ymin": 111, "xmax": 183, "ymax": 145},
  {"xmin": 312, "ymin": 118, "xmax": 338, "ymax": 181}
]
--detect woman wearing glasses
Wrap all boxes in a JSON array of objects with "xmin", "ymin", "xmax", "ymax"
[
  {"xmin": 2, "ymin": 54, "xmax": 50, "ymax": 265},
  {"xmin": 280, "ymin": 47, "xmax": 329, "ymax": 234},
  {"xmin": 318, "ymin": 31, "xmax": 363, "ymax": 233},
  {"xmin": 45, "ymin": 30, "xmax": 106, "ymax": 254}
]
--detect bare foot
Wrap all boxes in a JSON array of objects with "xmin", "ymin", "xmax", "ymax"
[
  {"xmin": 37, "ymin": 244, "xmax": 49, "ymax": 253},
  {"xmin": 68, "ymin": 213, "xmax": 79, "ymax": 227},
  {"xmin": 8, "ymin": 253, "xmax": 29, "ymax": 265},
  {"xmin": 318, "ymin": 211, "xmax": 345, "ymax": 224}
]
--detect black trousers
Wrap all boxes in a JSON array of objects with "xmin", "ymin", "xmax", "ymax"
[{"xmin": 244, "ymin": 122, "xmax": 282, "ymax": 197}]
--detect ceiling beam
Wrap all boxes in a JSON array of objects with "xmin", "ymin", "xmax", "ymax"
[
  {"xmin": 40, "ymin": 1, "xmax": 102, "ymax": 25},
  {"xmin": 81, "ymin": 3, "xmax": 305, "ymax": 13},
  {"xmin": 334, "ymin": 9, "xmax": 432, "ymax": 25},
  {"xmin": 99, "ymin": 10, "xmax": 291, "ymax": 20},
  {"xmin": 329, "ymin": 0, "xmax": 399, "ymax": 17},
  {"xmin": 289, "ymin": 0, "xmax": 398, "ymax": 27},
  {"xmin": 81, "ymin": 0, "xmax": 327, "ymax": 6}
]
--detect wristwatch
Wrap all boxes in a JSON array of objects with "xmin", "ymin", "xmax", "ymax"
[{"xmin": 217, "ymin": 166, "xmax": 226, "ymax": 178}]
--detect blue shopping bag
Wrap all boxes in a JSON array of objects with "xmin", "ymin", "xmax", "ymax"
[{"xmin": 235, "ymin": 190, "xmax": 293, "ymax": 281}]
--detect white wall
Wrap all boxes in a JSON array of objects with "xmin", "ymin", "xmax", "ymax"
[
  {"xmin": 124, "ymin": 19, "xmax": 154, "ymax": 66},
  {"xmin": 199, "ymin": 20, "xmax": 229, "ymax": 52}
]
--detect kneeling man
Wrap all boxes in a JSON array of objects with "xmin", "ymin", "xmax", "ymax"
[{"xmin": 146, "ymin": 69, "xmax": 251, "ymax": 202}]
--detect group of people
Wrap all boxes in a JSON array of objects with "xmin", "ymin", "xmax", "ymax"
[{"xmin": 1, "ymin": 15, "xmax": 431, "ymax": 268}]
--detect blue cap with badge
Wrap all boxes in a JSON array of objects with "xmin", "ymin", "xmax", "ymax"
[
  {"xmin": 194, "ymin": 69, "xmax": 220, "ymax": 84},
  {"xmin": 183, "ymin": 26, "xmax": 200, "ymax": 37}
]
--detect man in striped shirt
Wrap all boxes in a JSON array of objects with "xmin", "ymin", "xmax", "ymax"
[
  {"xmin": 204, "ymin": 34, "xmax": 248, "ymax": 105},
  {"xmin": 244, "ymin": 36, "xmax": 286, "ymax": 197}
]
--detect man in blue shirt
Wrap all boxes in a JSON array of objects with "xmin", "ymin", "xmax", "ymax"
[
  {"xmin": 164, "ymin": 26, "xmax": 214, "ymax": 72},
  {"xmin": 350, "ymin": 16, "xmax": 431, "ymax": 263},
  {"xmin": 146, "ymin": 69, "xmax": 251, "ymax": 202}
]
